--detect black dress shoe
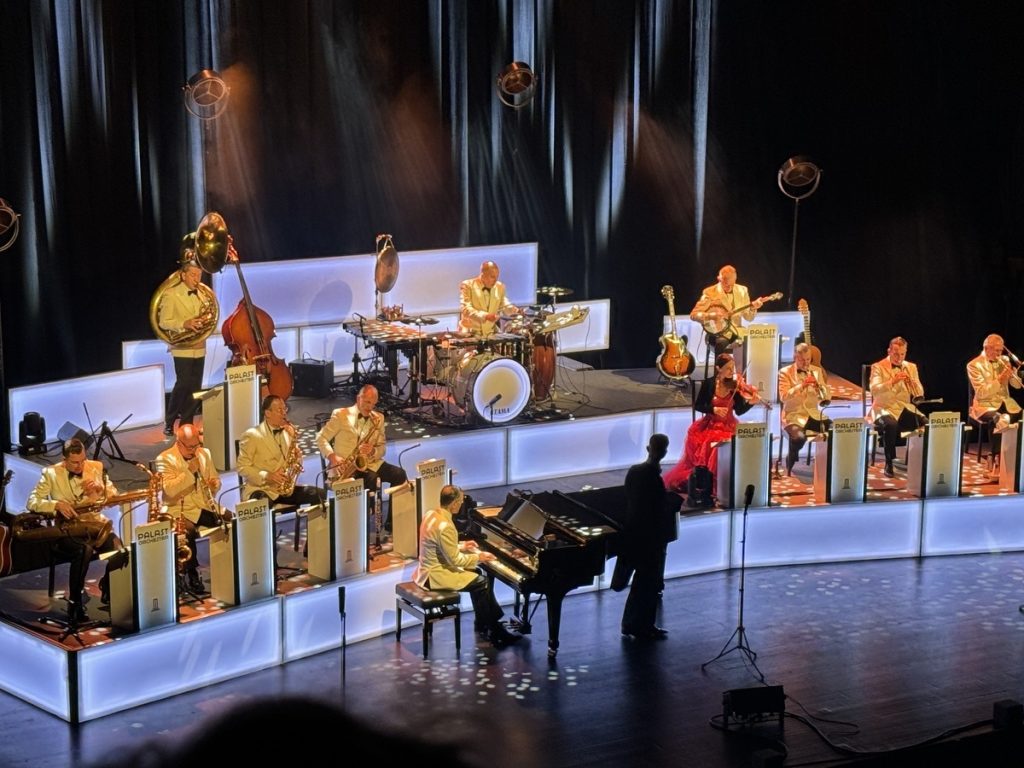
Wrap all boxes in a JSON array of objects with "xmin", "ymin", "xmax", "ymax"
[
  {"xmin": 488, "ymin": 625, "xmax": 522, "ymax": 647},
  {"xmin": 163, "ymin": 424, "xmax": 175, "ymax": 437},
  {"xmin": 883, "ymin": 463, "xmax": 895, "ymax": 478},
  {"xmin": 186, "ymin": 573, "xmax": 208, "ymax": 595},
  {"xmin": 622, "ymin": 626, "xmax": 669, "ymax": 640},
  {"xmin": 98, "ymin": 576, "xmax": 110, "ymax": 605}
]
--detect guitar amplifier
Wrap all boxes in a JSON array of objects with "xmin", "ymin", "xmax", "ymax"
[{"xmin": 289, "ymin": 359, "xmax": 333, "ymax": 399}]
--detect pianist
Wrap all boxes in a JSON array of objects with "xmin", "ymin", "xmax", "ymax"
[{"xmin": 414, "ymin": 484, "xmax": 521, "ymax": 648}]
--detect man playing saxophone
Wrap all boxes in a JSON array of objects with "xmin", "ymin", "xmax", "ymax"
[
  {"xmin": 26, "ymin": 438, "xmax": 124, "ymax": 621},
  {"xmin": 237, "ymin": 395, "xmax": 322, "ymax": 508},
  {"xmin": 316, "ymin": 384, "xmax": 408, "ymax": 492},
  {"xmin": 155, "ymin": 424, "xmax": 224, "ymax": 595}
]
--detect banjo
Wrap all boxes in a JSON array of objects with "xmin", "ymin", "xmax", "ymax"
[{"xmin": 700, "ymin": 291, "xmax": 783, "ymax": 340}]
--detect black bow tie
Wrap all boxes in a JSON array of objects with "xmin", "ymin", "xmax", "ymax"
[
  {"xmin": 797, "ymin": 369, "xmax": 807, "ymax": 375},
  {"xmin": 482, "ymin": 286, "xmax": 490, "ymax": 292},
  {"xmin": 69, "ymin": 472, "xmax": 83, "ymax": 479},
  {"xmin": 357, "ymin": 415, "xmax": 369, "ymax": 423},
  {"xmin": 187, "ymin": 289, "xmax": 198, "ymax": 296},
  {"xmin": 272, "ymin": 428, "xmax": 283, "ymax": 435}
]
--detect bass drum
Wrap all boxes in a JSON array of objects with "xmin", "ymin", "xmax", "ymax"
[{"xmin": 453, "ymin": 352, "xmax": 531, "ymax": 423}]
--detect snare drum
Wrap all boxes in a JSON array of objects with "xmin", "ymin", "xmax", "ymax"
[{"xmin": 452, "ymin": 352, "xmax": 531, "ymax": 423}]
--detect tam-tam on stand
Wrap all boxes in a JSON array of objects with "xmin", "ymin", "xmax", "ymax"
[
  {"xmin": 812, "ymin": 418, "xmax": 868, "ymax": 504},
  {"xmin": 208, "ymin": 498, "xmax": 274, "ymax": 605},
  {"xmin": 109, "ymin": 519, "xmax": 176, "ymax": 633},
  {"xmin": 906, "ymin": 411, "xmax": 963, "ymax": 498}
]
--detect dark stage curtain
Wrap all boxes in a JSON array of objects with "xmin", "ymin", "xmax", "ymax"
[{"xmin": 2, "ymin": 1, "xmax": 1023, "ymax": 451}]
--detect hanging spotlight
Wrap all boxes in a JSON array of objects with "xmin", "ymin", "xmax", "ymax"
[
  {"xmin": 183, "ymin": 68, "xmax": 230, "ymax": 120},
  {"xmin": 496, "ymin": 62, "xmax": 537, "ymax": 109},
  {"xmin": 0, "ymin": 198, "xmax": 20, "ymax": 252},
  {"xmin": 777, "ymin": 156, "xmax": 822, "ymax": 201}
]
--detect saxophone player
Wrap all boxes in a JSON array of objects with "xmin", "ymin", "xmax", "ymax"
[
  {"xmin": 237, "ymin": 395, "xmax": 322, "ymax": 508},
  {"xmin": 26, "ymin": 438, "xmax": 124, "ymax": 621},
  {"xmin": 316, "ymin": 384, "xmax": 408, "ymax": 492},
  {"xmin": 155, "ymin": 424, "xmax": 224, "ymax": 594}
]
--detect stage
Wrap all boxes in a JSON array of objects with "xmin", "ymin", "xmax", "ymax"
[{"xmin": 2, "ymin": 363, "xmax": 1023, "ymax": 722}]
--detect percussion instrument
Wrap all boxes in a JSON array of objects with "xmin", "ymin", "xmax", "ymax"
[
  {"xmin": 452, "ymin": 352, "xmax": 531, "ymax": 423},
  {"xmin": 526, "ymin": 332, "xmax": 556, "ymax": 400}
]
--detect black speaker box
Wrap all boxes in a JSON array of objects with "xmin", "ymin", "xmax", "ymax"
[
  {"xmin": 290, "ymin": 359, "xmax": 333, "ymax": 399},
  {"xmin": 57, "ymin": 421, "xmax": 94, "ymax": 449}
]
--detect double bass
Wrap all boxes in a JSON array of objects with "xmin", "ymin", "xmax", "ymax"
[{"xmin": 195, "ymin": 213, "xmax": 293, "ymax": 400}]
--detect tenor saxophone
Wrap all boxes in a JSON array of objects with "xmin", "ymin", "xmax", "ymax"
[{"xmin": 330, "ymin": 417, "xmax": 381, "ymax": 481}]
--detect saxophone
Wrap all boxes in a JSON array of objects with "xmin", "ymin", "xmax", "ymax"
[
  {"xmin": 271, "ymin": 421, "xmax": 305, "ymax": 497},
  {"xmin": 329, "ymin": 416, "xmax": 381, "ymax": 482}
]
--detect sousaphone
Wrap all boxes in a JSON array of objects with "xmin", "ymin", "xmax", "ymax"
[{"xmin": 148, "ymin": 215, "xmax": 228, "ymax": 346}]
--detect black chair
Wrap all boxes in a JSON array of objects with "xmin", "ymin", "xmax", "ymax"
[
  {"xmin": 965, "ymin": 381, "xmax": 995, "ymax": 463},
  {"xmin": 234, "ymin": 439, "xmax": 303, "ymax": 550}
]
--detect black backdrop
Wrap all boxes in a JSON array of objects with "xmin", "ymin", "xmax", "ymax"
[{"xmin": 2, "ymin": 0, "xmax": 1023, "ymax": 453}]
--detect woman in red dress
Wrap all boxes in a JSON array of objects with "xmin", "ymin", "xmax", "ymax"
[{"xmin": 663, "ymin": 353, "xmax": 762, "ymax": 494}]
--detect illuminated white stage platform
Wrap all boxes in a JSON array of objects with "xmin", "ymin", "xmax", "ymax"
[{"xmin": 3, "ymin": 489, "xmax": 1023, "ymax": 723}]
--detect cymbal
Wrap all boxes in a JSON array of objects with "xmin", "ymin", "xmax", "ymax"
[
  {"xmin": 537, "ymin": 285, "xmax": 573, "ymax": 298},
  {"xmin": 401, "ymin": 315, "xmax": 438, "ymax": 326}
]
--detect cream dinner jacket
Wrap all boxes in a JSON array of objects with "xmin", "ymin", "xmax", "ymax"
[
  {"xmin": 458, "ymin": 277, "xmax": 514, "ymax": 336},
  {"xmin": 413, "ymin": 506, "xmax": 479, "ymax": 590},
  {"xmin": 156, "ymin": 444, "xmax": 219, "ymax": 523},
  {"xmin": 869, "ymin": 358, "xmax": 925, "ymax": 422},
  {"xmin": 26, "ymin": 459, "xmax": 118, "ymax": 521},
  {"xmin": 157, "ymin": 279, "xmax": 206, "ymax": 356},
  {"xmin": 237, "ymin": 421, "xmax": 299, "ymax": 501},
  {"xmin": 778, "ymin": 362, "xmax": 830, "ymax": 427},
  {"xmin": 967, "ymin": 353, "xmax": 1023, "ymax": 421},
  {"xmin": 315, "ymin": 405, "xmax": 386, "ymax": 473},
  {"xmin": 689, "ymin": 283, "xmax": 756, "ymax": 328}
]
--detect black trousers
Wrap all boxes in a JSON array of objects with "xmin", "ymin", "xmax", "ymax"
[
  {"xmin": 875, "ymin": 410, "xmax": 929, "ymax": 463},
  {"xmin": 621, "ymin": 544, "xmax": 667, "ymax": 633},
  {"xmin": 167, "ymin": 356, "xmax": 205, "ymax": 428},
  {"xmin": 354, "ymin": 461, "xmax": 408, "ymax": 491},
  {"xmin": 785, "ymin": 416, "xmax": 832, "ymax": 471},
  {"xmin": 978, "ymin": 406, "xmax": 1023, "ymax": 455},
  {"xmin": 178, "ymin": 508, "xmax": 224, "ymax": 573},
  {"xmin": 434, "ymin": 570, "xmax": 504, "ymax": 630}
]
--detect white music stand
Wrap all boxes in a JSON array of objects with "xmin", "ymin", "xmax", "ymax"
[
  {"xmin": 203, "ymin": 364, "xmax": 261, "ymax": 471},
  {"xmin": 109, "ymin": 519, "xmax": 176, "ymax": 633},
  {"xmin": 717, "ymin": 423, "xmax": 771, "ymax": 509},
  {"xmin": 812, "ymin": 418, "xmax": 868, "ymax": 503},
  {"xmin": 905, "ymin": 412, "xmax": 963, "ymax": 498},
  {"xmin": 209, "ymin": 498, "xmax": 275, "ymax": 605},
  {"xmin": 308, "ymin": 479, "xmax": 368, "ymax": 580}
]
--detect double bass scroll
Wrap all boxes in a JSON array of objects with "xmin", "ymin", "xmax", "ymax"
[{"xmin": 202, "ymin": 213, "xmax": 294, "ymax": 401}]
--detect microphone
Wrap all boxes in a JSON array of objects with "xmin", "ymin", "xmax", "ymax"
[
  {"xmin": 486, "ymin": 393, "xmax": 503, "ymax": 408},
  {"xmin": 397, "ymin": 443, "xmax": 421, "ymax": 475},
  {"xmin": 217, "ymin": 483, "xmax": 244, "ymax": 510},
  {"xmin": 384, "ymin": 480, "xmax": 412, "ymax": 497},
  {"xmin": 744, "ymin": 484, "xmax": 755, "ymax": 507}
]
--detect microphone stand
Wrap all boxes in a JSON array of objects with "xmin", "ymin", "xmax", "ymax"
[{"xmin": 702, "ymin": 485, "xmax": 765, "ymax": 682}]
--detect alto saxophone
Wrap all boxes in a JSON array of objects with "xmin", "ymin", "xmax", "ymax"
[
  {"xmin": 330, "ymin": 417, "xmax": 381, "ymax": 482},
  {"xmin": 272, "ymin": 421, "xmax": 305, "ymax": 497}
]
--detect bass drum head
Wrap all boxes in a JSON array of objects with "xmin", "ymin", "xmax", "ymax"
[{"xmin": 453, "ymin": 352, "xmax": 531, "ymax": 423}]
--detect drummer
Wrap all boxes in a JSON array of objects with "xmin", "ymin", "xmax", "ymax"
[{"xmin": 459, "ymin": 260, "xmax": 520, "ymax": 337}]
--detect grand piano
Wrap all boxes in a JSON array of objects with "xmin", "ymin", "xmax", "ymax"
[{"xmin": 469, "ymin": 487, "xmax": 626, "ymax": 657}]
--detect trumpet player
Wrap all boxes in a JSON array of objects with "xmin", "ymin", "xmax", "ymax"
[
  {"xmin": 238, "ymin": 395, "xmax": 322, "ymax": 507},
  {"xmin": 778, "ymin": 343, "xmax": 832, "ymax": 476},
  {"xmin": 316, "ymin": 384, "xmax": 408, "ymax": 492},
  {"xmin": 967, "ymin": 334, "xmax": 1023, "ymax": 470},
  {"xmin": 870, "ymin": 336, "xmax": 928, "ymax": 478},
  {"xmin": 155, "ymin": 424, "xmax": 224, "ymax": 594},
  {"xmin": 26, "ymin": 438, "xmax": 124, "ymax": 621}
]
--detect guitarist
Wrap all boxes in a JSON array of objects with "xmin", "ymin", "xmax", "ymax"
[{"xmin": 690, "ymin": 265, "xmax": 767, "ymax": 360}]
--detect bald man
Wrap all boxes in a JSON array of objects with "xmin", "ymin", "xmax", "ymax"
[
  {"xmin": 459, "ymin": 260, "xmax": 519, "ymax": 336},
  {"xmin": 156, "ymin": 423, "xmax": 225, "ymax": 594},
  {"xmin": 690, "ymin": 265, "xmax": 765, "ymax": 356}
]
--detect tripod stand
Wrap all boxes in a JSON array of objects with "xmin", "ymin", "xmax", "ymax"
[{"xmin": 702, "ymin": 484, "xmax": 765, "ymax": 682}]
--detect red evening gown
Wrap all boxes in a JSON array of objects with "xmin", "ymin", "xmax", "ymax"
[{"xmin": 662, "ymin": 391, "xmax": 739, "ymax": 492}]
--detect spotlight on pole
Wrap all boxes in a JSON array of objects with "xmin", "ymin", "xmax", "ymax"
[
  {"xmin": 0, "ymin": 199, "xmax": 20, "ymax": 252},
  {"xmin": 496, "ymin": 62, "xmax": 537, "ymax": 109},
  {"xmin": 183, "ymin": 69, "xmax": 231, "ymax": 120}
]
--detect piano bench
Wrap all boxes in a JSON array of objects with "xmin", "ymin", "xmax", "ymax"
[{"xmin": 395, "ymin": 581, "xmax": 462, "ymax": 659}]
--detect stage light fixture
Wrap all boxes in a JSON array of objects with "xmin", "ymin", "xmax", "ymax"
[
  {"xmin": 777, "ymin": 155, "xmax": 822, "ymax": 309},
  {"xmin": 18, "ymin": 412, "xmax": 46, "ymax": 456},
  {"xmin": 183, "ymin": 68, "xmax": 230, "ymax": 120},
  {"xmin": 496, "ymin": 62, "xmax": 537, "ymax": 109},
  {"xmin": 0, "ymin": 198, "xmax": 20, "ymax": 252}
]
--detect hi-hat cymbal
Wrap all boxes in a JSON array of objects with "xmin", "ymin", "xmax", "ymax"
[
  {"xmin": 538, "ymin": 285, "xmax": 573, "ymax": 298},
  {"xmin": 401, "ymin": 315, "xmax": 438, "ymax": 326}
]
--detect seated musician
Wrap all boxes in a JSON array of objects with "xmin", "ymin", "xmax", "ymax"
[
  {"xmin": 967, "ymin": 333, "xmax": 1023, "ymax": 475},
  {"xmin": 414, "ymin": 484, "xmax": 520, "ymax": 648},
  {"xmin": 316, "ymin": 384, "xmax": 407, "ymax": 493},
  {"xmin": 459, "ymin": 260, "xmax": 519, "ymax": 337},
  {"xmin": 870, "ymin": 336, "xmax": 928, "ymax": 478},
  {"xmin": 689, "ymin": 264, "xmax": 765, "ymax": 357},
  {"xmin": 155, "ymin": 424, "xmax": 226, "ymax": 595},
  {"xmin": 237, "ymin": 395, "xmax": 322, "ymax": 508},
  {"xmin": 25, "ymin": 438, "xmax": 124, "ymax": 621},
  {"xmin": 778, "ymin": 342, "xmax": 832, "ymax": 476}
]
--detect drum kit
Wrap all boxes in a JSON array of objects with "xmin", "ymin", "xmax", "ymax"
[{"xmin": 412, "ymin": 285, "xmax": 579, "ymax": 425}]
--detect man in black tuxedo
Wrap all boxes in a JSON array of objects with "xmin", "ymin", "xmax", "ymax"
[{"xmin": 619, "ymin": 433, "xmax": 677, "ymax": 640}]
